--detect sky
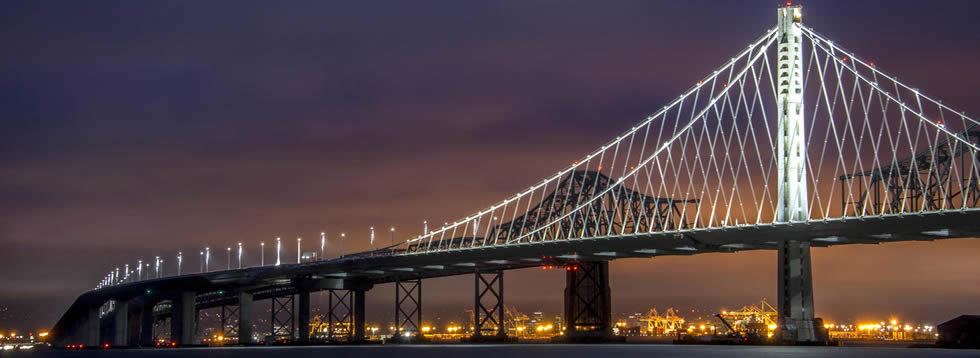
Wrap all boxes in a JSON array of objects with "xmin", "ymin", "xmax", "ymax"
[{"xmin": 2, "ymin": 1, "xmax": 980, "ymax": 332}]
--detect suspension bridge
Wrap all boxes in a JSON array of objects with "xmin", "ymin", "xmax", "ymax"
[{"xmin": 50, "ymin": 5, "xmax": 980, "ymax": 347}]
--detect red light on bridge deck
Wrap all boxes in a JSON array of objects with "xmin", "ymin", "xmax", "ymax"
[
  {"xmin": 842, "ymin": 57, "xmax": 848, "ymax": 62},
  {"xmin": 869, "ymin": 62, "xmax": 876, "ymax": 67},
  {"xmin": 103, "ymin": 343, "xmax": 110, "ymax": 349}
]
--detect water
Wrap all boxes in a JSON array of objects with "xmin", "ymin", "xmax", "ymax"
[{"xmin": 7, "ymin": 345, "xmax": 979, "ymax": 358}]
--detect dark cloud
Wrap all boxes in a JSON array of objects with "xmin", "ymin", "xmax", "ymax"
[{"xmin": 2, "ymin": 0, "xmax": 980, "ymax": 331}]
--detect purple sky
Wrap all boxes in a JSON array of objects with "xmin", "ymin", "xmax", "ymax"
[{"xmin": 2, "ymin": 1, "xmax": 980, "ymax": 332}]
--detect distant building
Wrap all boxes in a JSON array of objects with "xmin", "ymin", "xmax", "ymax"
[{"xmin": 937, "ymin": 315, "xmax": 980, "ymax": 348}]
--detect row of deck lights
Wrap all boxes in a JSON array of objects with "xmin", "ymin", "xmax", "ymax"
[{"xmin": 95, "ymin": 225, "xmax": 410, "ymax": 290}]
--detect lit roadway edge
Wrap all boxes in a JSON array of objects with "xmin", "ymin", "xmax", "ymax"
[{"xmin": 51, "ymin": 209, "xmax": 980, "ymax": 337}]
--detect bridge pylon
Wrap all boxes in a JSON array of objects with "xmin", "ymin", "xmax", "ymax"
[{"xmin": 774, "ymin": 4, "xmax": 820, "ymax": 344}]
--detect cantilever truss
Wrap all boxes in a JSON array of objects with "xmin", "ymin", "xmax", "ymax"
[{"xmin": 398, "ymin": 22, "xmax": 980, "ymax": 254}]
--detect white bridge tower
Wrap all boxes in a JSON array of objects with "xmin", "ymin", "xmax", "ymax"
[{"xmin": 775, "ymin": 4, "xmax": 818, "ymax": 343}]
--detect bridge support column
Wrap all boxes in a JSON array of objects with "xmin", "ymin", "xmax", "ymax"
[
  {"xmin": 84, "ymin": 306, "xmax": 100, "ymax": 347},
  {"xmin": 327, "ymin": 289, "xmax": 353, "ymax": 341},
  {"xmin": 353, "ymin": 289, "xmax": 366, "ymax": 341},
  {"xmin": 271, "ymin": 295, "xmax": 295, "ymax": 341},
  {"xmin": 170, "ymin": 292, "xmax": 197, "ymax": 346},
  {"xmin": 220, "ymin": 304, "xmax": 240, "ymax": 341},
  {"xmin": 127, "ymin": 304, "xmax": 141, "ymax": 346},
  {"xmin": 392, "ymin": 278, "xmax": 422, "ymax": 342},
  {"xmin": 112, "ymin": 300, "xmax": 130, "ymax": 346},
  {"xmin": 139, "ymin": 303, "xmax": 154, "ymax": 346},
  {"xmin": 238, "ymin": 292, "xmax": 254, "ymax": 344},
  {"xmin": 777, "ymin": 240, "xmax": 817, "ymax": 342},
  {"xmin": 470, "ymin": 270, "xmax": 509, "ymax": 341},
  {"xmin": 563, "ymin": 261, "xmax": 616, "ymax": 342},
  {"xmin": 297, "ymin": 290, "xmax": 311, "ymax": 343}
]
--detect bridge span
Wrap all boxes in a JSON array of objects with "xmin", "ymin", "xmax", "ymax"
[{"xmin": 51, "ymin": 4, "xmax": 980, "ymax": 347}]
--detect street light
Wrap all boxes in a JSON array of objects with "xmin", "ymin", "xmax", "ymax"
[
  {"xmin": 124, "ymin": 264, "xmax": 129, "ymax": 282},
  {"xmin": 177, "ymin": 252, "xmax": 182, "ymax": 276},
  {"xmin": 227, "ymin": 247, "xmax": 231, "ymax": 270},
  {"xmin": 370, "ymin": 227, "xmax": 375, "ymax": 251},
  {"xmin": 423, "ymin": 220, "xmax": 428, "ymax": 235},
  {"xmin": 320, "ymin": 232, "xmax": 326, "ymax": 261},
  {"xmin": 237, "ymin": 242, "xmax": 243, "ymax": 269},
  {"xmin": 199, "ymin": 251, "xmax": 204, "ymax": 273},
  {"xmin": 154, "ymin": 256, "xmax": 160, "ymax": 278},
  {"xmin": 261, "ymin": 242, "xmax": 265, "ymax": 266},
  {"xmin": 137, "ymin": 259, "xmax": 143, "ymax": 280},
  {"xmin": 297, "ymin": 237, "xmax": 301, "ymax": 263},
  {"xmin": 340, "ymin": 233, "xmax": 346, "ymax": 257},
  {"xmin": 390, "ymin": 227, "xmax": 395, "ymax": 246},
  {"xmin": 275, "ymin": 237, "xmax": 281, "ymax": 266},
  {"xmin": 205, "ymin": 247, "xmax": 210, "ymax": 272}
]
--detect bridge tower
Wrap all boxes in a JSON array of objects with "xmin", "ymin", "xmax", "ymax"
[{"xmin": 775, "ymin": 4, "xmax": 818, "ymax": 343}]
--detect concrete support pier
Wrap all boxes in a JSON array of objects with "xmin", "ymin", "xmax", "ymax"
[
  {"xmin": 777, "ymin": 239, "xmax": 817, "ymax": 342},
  {"xmin": 297, "ymin": 290, "xmax": 311, "ymax": 343},
  {"xmin": 170, "ymin": 292, "xmax": 197, "ymax": 346},
  {"xmin": 238, "ymin": 292, "xmax": 254, "ymax": 344},
  {"xmin": 84, "ymin": 306, "xmax": 100, "ymax": 347},
  {"xmin": 112, "ymin": 300, "xmax": 129, "ymax": 346},
  {"xmin": 139, "ymin": 304, "xmax": 154, "ymax": 346},
  {"xmin": 562, "ymin": 261, "xmax": 619, "ymax": 342},
  {"xmin": 353, "ymin": 289, "xmax": 366, "ymax": 341}
]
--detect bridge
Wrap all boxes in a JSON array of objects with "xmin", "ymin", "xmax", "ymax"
[{"xmin": 50, "ymin": 5, "xmax": 980, "ymax": 347}]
